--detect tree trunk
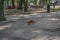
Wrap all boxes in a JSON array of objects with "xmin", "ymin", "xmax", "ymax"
[
  {"xmin": 18, "ymin": 0, "xmax": 23, "ymax": 10},
  {"xmin": 0, "ymin": 0, "xmax": 6, "ymax": 21},
  {"xmin": 40, "ymin": 0, "xmax": 44, "ymax": 8},
  {"xmin": 11, "ymin": 0, "xmax": 15, "ymax": 8},
  {"xmin": 24, "ymin": 0, "xmax": 28, "ymax": 12},
  {"xmin": 18, "ymin": 0, "xmax": 28, "ymax": 12},
  {"xmin": 34, "ymin": 0, "xmax": 37, "ymax": 6},
  {"xmin": 7, "ymin": 0, "xmax": 9, "ymax": 6}
]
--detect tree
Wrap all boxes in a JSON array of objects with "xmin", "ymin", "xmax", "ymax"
[
  {"xmin": 18, "ymin": 0, "xmax": 23, "ymax": 10},
  {"xmin": 24, "ymin": 0, "xmax": 28, "ymax": 12},
  {"xmin": 18, "ymin": 0, "xmax": 28, "ymax": 12},
  {"xmin": 6, "ymin": 0, "xmax": 9, "ymax": 6},
  {"xmin": 11, "ymin": 0, "xmax": 15, "ymax": 8},
  {"xmin": 0, "ymin": 0, "xmax": 6, "ymax": 21},
  {"xmin": 40, "ymin": 0, "xmax": 44, "ymax": 8}
]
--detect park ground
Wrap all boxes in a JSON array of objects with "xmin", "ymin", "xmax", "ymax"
[{"xmin": 0, "ymin": 6, "xmax": 60, "ymax": 40}]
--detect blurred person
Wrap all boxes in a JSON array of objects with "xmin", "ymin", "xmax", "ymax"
[
  {"xmin": 29, "ymin": 2, "xmax": 34, "ymax": 9},
  {"xmin": 51, "ymin": 0, "xmax": 56, "ymax": 8}
]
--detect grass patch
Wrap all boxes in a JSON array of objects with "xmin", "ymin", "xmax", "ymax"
[
  {"xmin": 4, "ymin": 9, "xmax": 31, "ymax": 15},
  {"xmin": 4, "ymin": 9, "xmax": 22, "ymax": 15},
  {"xmin": 51, "ymin": 7, "xmax": 60, "ymax": 12}
]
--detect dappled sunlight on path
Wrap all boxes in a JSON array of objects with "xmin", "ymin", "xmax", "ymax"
[
  {"xmin": 0, "ymin": 25, "xmax": 11, "ymax": 30},
  {"xmin": 1, "ymin": 12, "xmax": 60, "ymax": 40}
]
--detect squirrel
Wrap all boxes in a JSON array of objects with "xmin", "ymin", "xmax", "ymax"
[{"xmin": 27, "ymin": 20, "xmax": 35, "ymax": 25}]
